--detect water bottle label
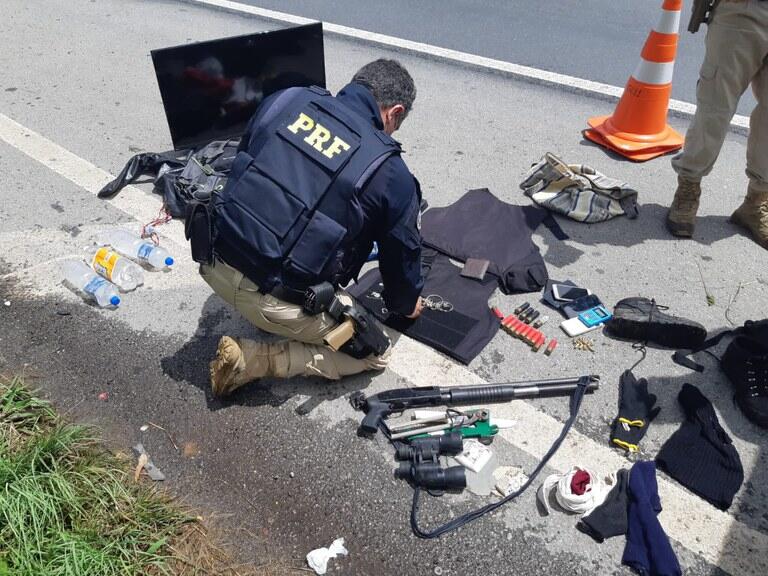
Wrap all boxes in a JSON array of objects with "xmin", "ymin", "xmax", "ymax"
[
  {"xmin": 83, "ymin": 276, "xmax": 107, "ymax": 296},
  {"xmin": 137, "ymin": 243, "xmax": 155, "ymax": 262},
  {"xmin": 92, "ymin": 247, "xmax": 119, "ymax": 280}
]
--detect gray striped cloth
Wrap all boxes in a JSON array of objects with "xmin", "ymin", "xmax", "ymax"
[{"xmin": 520, "ymin": 153, "xmax": 639, "ymax": 223}]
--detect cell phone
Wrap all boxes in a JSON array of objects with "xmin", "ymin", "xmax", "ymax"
[
  {"xmin": 560, "ymin": 316, "xmax": 598, "ymax": 337},
  {"xmin": 552, "ymin": 283, "xmax": 591, "ymax": 302}
]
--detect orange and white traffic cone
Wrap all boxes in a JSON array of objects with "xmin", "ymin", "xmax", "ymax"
[{"xmin": 584, "ymin": 0, "xmax": 684, "ymax": 161}]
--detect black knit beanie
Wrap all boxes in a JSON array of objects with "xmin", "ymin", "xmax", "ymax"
[{"xmin": 656, "ymin": 384, "xmax": 744, "ymax": 511}]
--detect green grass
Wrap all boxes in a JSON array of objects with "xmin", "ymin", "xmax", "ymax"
[{"xmin": 0, "ymin": 376, "xmax": 195, "ymax": 576}]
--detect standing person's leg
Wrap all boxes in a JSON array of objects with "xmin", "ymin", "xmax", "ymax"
[
  {"xmin": 667, "ymin": 0, "xmax": 765, "ymax": 236},
  {"xmin": 200, "ymin": 259, "xmax": 390, "ymax": 396},
  {"xmin": 732, "ymin": 55, "xmax": 768, "ymax": 248},
  {"xmin": 745, "ymin": 57, "xmax": 768, "ymax": 194}
]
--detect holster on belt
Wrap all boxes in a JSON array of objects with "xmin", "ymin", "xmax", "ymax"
[
  {"xmin": 303, "ymin": 282, "xmax": 389, "ymax": 358},
  {"xmin": 324, "ymin": 319, "xmax": 356, "ymax": 351},
  {"xmin": 688, "ymin": 0, "xmax": 719, "ymax": 33}
]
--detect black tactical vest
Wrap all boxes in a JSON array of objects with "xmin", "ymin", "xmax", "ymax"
[{"xmin": 213, "ymin": 86, "xmax": 401, "ymax": 291}]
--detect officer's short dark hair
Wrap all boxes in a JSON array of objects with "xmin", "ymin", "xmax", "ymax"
[{"xmin": 352, "ymin": 59, "xmax": 416, "ymax": 118}]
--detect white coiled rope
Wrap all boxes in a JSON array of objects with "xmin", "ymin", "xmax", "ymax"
[{"xmin": 537, "ymin": 466, "xmax": 615, "ymax": 515}]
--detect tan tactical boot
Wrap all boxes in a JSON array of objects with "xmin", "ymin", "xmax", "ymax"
[
  {"xmin": 731, "ymin": 186, "xmax": 768, "ymax": 250},
  {"xmin": 209, "ymin": 336, "xmax": 290, "ymax": 397},
  {"xmin": 666, "ymin": 176, "xmax": 702, "ymax": 237}
]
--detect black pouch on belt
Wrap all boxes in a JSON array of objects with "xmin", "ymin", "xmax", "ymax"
[{"xmin": 185, "ymin": 200, "xmax": 214, "ymax": 264}]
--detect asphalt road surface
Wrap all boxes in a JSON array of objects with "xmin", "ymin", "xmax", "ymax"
[
  {"xmin": 236, "ymin": 0, "xmax": 758, "ymax": 116},
  {"xmin": 1, "ymin": 1, "xmax": 767, "ymax": 575}
]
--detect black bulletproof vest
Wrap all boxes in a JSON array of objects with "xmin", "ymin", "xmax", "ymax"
[
  {"xmin": 350, "ymin": 249, "xmax": 500, "ymax": 365},
  {"xmin": 350, "ymin": 189, "xmax": 562, "ymax": 364},
  {"xmin": 213, "ymin": 86, "xmax": 400, "ymax": 291},
  {"xmin": 421, "ymin": 188, "xmax": 561, "ymax": 293}
]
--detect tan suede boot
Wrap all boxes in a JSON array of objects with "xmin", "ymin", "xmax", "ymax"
[
  {"xmin": 731, "ymin": 186, "xmax": 768, "ymax": 249},
  {"xmin": 666, "ymin": 176, "xmax": 702, "ymax": 237},
  {"xmin": 209, "ymin": 336, "xmax": 290, "ymax": 397}
]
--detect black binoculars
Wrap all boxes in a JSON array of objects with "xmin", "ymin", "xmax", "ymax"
[{"xmin": 393, "ymin": 432, "xmax": 466, "ymax": 492}]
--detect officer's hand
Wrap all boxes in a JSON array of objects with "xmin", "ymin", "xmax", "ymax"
[{"xmin": 406, "ymin": 297, "xmax": 424, "ymax": 319}]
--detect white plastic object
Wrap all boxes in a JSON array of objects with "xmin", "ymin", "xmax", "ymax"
[
  {"xmin": 98, "ymin": 229, "xmax": 174, "ymax": 270},
  {"xmin": 61, "ymin": 259, "xmax": 121, "ymax": 308},
  {"xmin": 560, "ymin": 316, "xmax": 599, "ymax": 337},
  {"xmin": 88, "ymin": 246, "xmax": 144, "ymax": 292},
  {"xmin": 306, "ymin": 538, "xmax": 348, "ymax": 575},
  {"xmin": 454, "ymin": 439, "xmax": 493, "ymax": 473}
]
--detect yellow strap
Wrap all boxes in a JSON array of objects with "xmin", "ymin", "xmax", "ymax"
[
  {"xmin": 618, "ymin": 417, "xmax": 645, "ymax": 428},
  {"xmin": 612, "ymin": 438, "xmax": 639, "ymax": 452}
]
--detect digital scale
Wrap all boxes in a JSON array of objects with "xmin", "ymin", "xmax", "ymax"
[{"xmin": 560, "ymin": 304, "xmax": 613, "ymax": 337}]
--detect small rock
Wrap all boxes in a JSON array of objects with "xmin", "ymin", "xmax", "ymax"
[
  {"xmin": 3, "ymin": 301, "xmax": 10, "ymax": 307},
  {"xmin": 290, "ymin": 472, "xmax": 295, "ymax": 478}
]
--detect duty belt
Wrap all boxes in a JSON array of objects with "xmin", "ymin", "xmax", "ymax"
[
  {"xmin": 270, "ymin": 281, "xmax": 389, "ymax": 358},
  {"xmin": 269, "ymin": 284, "xmax": 308, "ymax": 307}
]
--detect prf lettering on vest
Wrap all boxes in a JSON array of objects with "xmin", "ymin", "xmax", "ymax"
[{"xmin": 287, "ymin": 113, "xmax": 352, "ymax": 160}]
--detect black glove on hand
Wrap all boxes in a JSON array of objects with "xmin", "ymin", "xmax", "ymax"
[{"xmin": 610, "ymin": 370, "xmax": 660, "ymax": 452}]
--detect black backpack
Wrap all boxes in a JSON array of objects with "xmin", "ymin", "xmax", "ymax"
[
  {"xmin": 674, "ymin": 319, "xmax": 768, "ymax": 377},
  {"xmin": 98, "ymin": 139, "xmax": 239, "ymax": 218},
  {"xmin": 99, "ymin": 140, "xmax": 240, "ymax": 264}
]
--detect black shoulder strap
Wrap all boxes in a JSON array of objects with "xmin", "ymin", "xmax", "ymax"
[
  {"xmin": 672, "ymin": 328, "xmax": 737, "ymax": 372},
  {"xmin": 542, "ymin": 212, "xmax": 569, "ymax": 240},
  {"xmin": 354, "ymin": 150, "xmax": 396, "ymax": 191}
]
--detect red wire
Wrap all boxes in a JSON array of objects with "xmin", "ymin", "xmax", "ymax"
[{"xmin": 141, "ymin": 206, "xmax": 172, "ymax": 245}]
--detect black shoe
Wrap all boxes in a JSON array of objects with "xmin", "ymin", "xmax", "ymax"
[
  {"xmin": 722, "ymin": 334, "xmax": 768, "ymax": 429},
  {"xmin": 606, "ymin": 297, "xmax": 707, "ymax": 350}
]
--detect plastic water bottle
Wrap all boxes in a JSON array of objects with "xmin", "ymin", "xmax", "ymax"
[
  {"xmin": 99, "ymin": 229, "xmax": 175, "ymax": 270},
  {"xmin": 61, "ymin": 260, "xmax": 121, "ymax": 308},
  {"xmin": 88, "ymin": 246, "xmax": 144, "ymax": 292}
]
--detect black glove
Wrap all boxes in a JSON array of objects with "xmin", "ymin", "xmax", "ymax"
[
  {"xmin": 610, "ymin": 370, "xmax": 660, "ymax": 452},
  {"xmin": 577, "ymin": 468, "xmax": 629, "ymax": 542}
]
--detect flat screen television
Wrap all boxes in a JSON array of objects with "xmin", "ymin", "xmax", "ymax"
[{"xmin": 151, "ymin": 23, "xmax": 325, "ymax": 150}]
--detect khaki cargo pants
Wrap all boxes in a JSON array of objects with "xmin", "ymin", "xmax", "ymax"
[
  {"xmin": 200, "ymin": 258, "xmax": 390, "ymax": 380},
  {"xmin": 672, "ymin": 0, "xmax": 768, "ymax": 193}
]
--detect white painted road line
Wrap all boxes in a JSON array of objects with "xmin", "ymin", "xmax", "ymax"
[
  {"xmin": 0, "ymin": 113, "xmax": 189, "ymax": 252},
  {"xmin": 2, "ymin": 108, "xmax": 765, "ymax": 575},
  {"xmin": 183, "ymin": 0, "xmax": 750, "ymax": 131}
]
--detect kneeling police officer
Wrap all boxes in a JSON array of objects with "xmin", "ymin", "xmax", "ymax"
[{"xmin": 200, "ymin": 59, "xmax": 424, "ymax": 396}]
